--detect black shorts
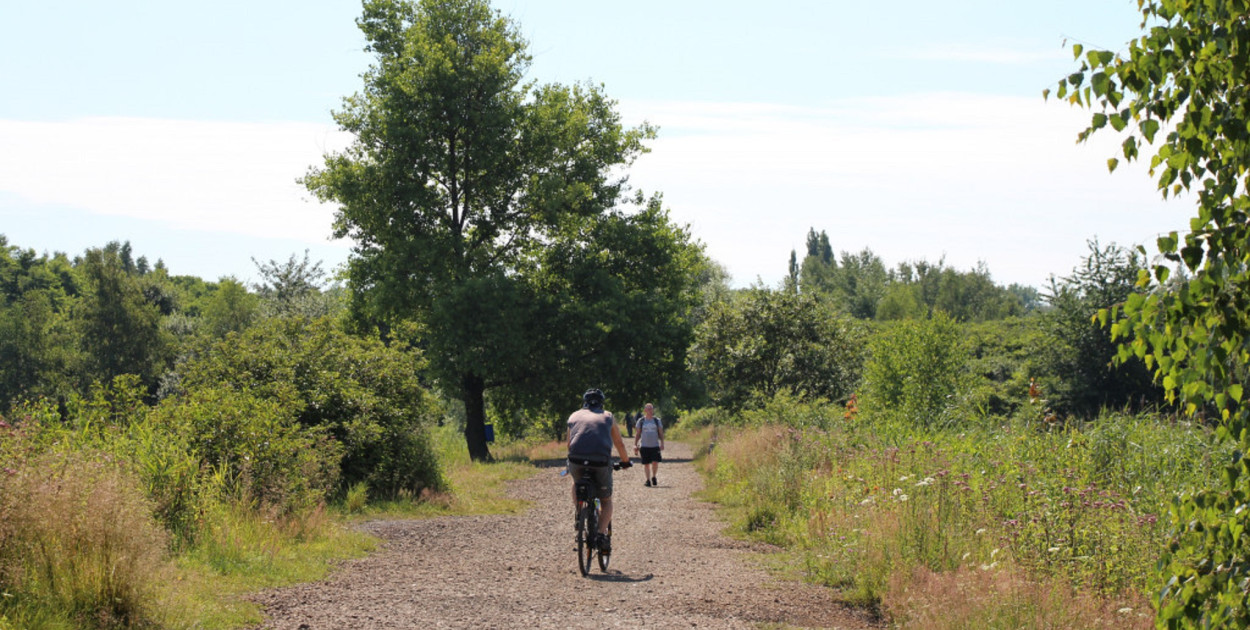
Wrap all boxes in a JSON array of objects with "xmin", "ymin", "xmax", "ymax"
[{"xmin": 639, "ymin": 447, "xmax": 662, "ymax": 464}]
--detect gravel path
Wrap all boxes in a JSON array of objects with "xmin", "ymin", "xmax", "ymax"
[{"xmin": 252, "ymin": 441, "xmax": 877, "ymax": 629}]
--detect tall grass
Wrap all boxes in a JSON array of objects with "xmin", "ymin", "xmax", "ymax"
[
  {"xmin": 698, "ymin": 409, "xmax": 1221, "ymax": 627},
  {"xmin": 0, "ymin": 450, "xmax": 169, "ymax": 629}
]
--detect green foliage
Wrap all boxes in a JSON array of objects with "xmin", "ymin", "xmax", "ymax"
[
  {"xmin": 151, "ymin": 386, "xmax": 342, "ymax": 516},
  {"xmin": 690, "ymin": 286, "xmax": 866, "ymax": 412},
  {"xmin": 1036, "ymin": 240, "xmax": 1161, "ymax": 418},
  {"xmin": 201, "ymin": 277, "xmax": 259, "ymax": 336},
  {"xmin": 76, "ymin": 246, "xmax": 171, "ymax": 393},
  {"xmin": 963, "ymin": 316, "xmax": 1042, "ymax": 418},
  {"xmin": 862, "ymin": 312, "xmax": 970, "ymax": 428},
  {"xmin": 701, "ymin": 408, "xmax": 1223, "ymax": 623},
  {"xmin": 1057, "ymin": 2, "xmax": 1250, "ymax": 624},
  {"xmin": 178, "ymin": 316, "xmax": 444, "ymax": 497},
  {"xmin": 794, "ymin": 229, "xmax": 1029, "ymax": 323}
]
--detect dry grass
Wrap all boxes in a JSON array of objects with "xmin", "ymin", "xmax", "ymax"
[
  {"xmin": 0, "ymin": 450, "xmax": 171, "ymax": 628},
  {"xmin": 883, "ymin": 565, "xmax": 1152, "ymax": 629}
]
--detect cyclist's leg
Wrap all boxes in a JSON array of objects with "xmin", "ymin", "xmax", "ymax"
[{"xmin": 599, "ymin": 496, "xmax": 612, "ymax": 534}]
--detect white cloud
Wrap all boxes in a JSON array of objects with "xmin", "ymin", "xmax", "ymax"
[
  {"xmin": 620, "ymin": 94, "xmax": 1186, "ymax": 288},
  {"xmin": 1, "ymin": 96, "xmax": 1190, "ymax": 290},
  {"xmin": 0, "ymin": 117, "xmax": 352, "ymax": 244}
]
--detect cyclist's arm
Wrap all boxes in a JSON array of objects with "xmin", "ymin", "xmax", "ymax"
[{"xmin": 610, "ymin": 423, "xmax": 631, "ymax": 465}]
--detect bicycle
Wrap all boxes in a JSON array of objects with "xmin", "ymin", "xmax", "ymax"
[{"xmin": 568, "ymin": 460, "xmax": 627, "ymax": 576}]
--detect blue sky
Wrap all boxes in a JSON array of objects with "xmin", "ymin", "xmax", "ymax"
[{"xmin": 0, "ymin": 1, "xmax": 1183, "ymax": 288}]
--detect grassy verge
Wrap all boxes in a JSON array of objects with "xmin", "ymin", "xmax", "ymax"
[
  {"xmin": 0, "ymin": 422, "xmax": 555, "ymax": 629},
  {"xmin": 688, "ymin": 410, "xmax": 1223, "ymax": 629}
]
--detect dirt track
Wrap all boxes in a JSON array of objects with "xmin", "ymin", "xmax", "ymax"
[{"xmin": 252, "ymin": 441, "xmax": 876, "ymax": 629}]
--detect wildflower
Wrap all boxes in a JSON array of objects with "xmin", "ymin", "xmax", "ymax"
[
  {"xmin": 1048, "ymin": 547, "xmax": 1061, "ymax": 553},
  {"xmin": 899, "ymin": 475, "xmax": 912, "ymax": 482},
  {"xmin": 1118, "ymin": 608, "xmax": 1133, "ymax": 615},
  {"xmin": 898, "ymin": 494, "xmax": 909, "ymax": 502},
  {"xmin": 3, "ymin": 468, "xmax": 15, "ymax": 476},
  {"xmin": 979, "ymin": 561, "xmax": 999, "ymax": 571},
  {"xmin": 975, "ymin": 528, "xmax": 987, "ymax": 535},
  {"xmin": 859, "ymin": 497, "xmax": 875, "ymax": 506},
  {"xmin": 914, "ymin": 477, "xmax": 935, "ymax": 487}
]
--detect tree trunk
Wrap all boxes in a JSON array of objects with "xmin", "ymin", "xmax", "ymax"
[{"xmin": 462, "ymin": 373, "xmax": 492, "ymax": 462}]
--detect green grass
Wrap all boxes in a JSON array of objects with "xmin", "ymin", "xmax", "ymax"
[
  {"xmin": 0, "ymin": 421, "xmax": 556, "ymax": 629},
  {"xmin": 696, "ymin": 409, "xmax": 1222, "ymax": 628}
]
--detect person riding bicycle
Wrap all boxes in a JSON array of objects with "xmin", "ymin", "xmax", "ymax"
[{"xmin": 567, "ymin": 388, "xmax": 632, "ymax": 553}]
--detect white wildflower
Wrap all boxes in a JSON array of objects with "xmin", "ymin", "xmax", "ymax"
[
  {"xmin": 1118, "ymin": 607, "xmax": 1133, "ymax": 615},
  {"xmin": 975, "ymin": 528, "xmax": 987, "ymax": 535},
  {"xmin": 1048, "ymin": 547, "xmax": 1061, "ymax": 553}
]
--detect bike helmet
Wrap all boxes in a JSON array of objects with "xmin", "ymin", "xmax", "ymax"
[{"xmin": 582, "ymin": 388, "xmax": 605, "ymax": 409}]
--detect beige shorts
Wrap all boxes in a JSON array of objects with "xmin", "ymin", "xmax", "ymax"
[{"xmin": 567, "ymin": 459, "xmax": 613, "ymax": 499}]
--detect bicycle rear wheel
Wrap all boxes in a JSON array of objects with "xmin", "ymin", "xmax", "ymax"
[
  {"xmin": 598, "ymin": 518, "xmax": 612, "ymax": 572},
  {"xmin": 576, "ymin": 503, "xmax": 595, "ymax": 576}
]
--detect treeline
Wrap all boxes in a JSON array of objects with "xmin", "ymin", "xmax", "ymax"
[
  {"xmin": 690, "ymin": 228, "xmax": 1161, "ymax": 422},
  {"xmin": 787, "ymin": 228, "xmax": 1040, "ymax": 322}
]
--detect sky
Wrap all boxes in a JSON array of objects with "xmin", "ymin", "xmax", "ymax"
[{"xmin": 0, "ymin": 1, "xmax": 1187, "ymax": 289}]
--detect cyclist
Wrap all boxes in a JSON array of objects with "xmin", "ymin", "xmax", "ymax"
[{"xmin": 567, "ymin": 388, "xmax": 632, "ymax": 552}]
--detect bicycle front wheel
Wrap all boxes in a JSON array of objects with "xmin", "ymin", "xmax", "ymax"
[{"xmin": 576, "ymin": 504, "xmax": 594, "ymax": 577}]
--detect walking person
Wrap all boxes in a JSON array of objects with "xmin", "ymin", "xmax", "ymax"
[
  {"xmin": 624, "ymin": 411, "xmax": 635, "ymax": 438},
  {"xmin": 634, "ymin": 403, "xmax": 664, "ymax": 487}
]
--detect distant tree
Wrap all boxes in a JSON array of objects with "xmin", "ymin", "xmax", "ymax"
[
  {"xmin": 875, "ymin": 282, "xmax": 925, "ymax": 321},
  {"xmin": 1035, "ymin": 240, "xmax": 1160, "ymax": 417},
  {"xmin": 304, "ymin": 0, "xmax": 666, "ymax": 460},
  {"xmin": 251, "ymin": 250, "xmax": 333, "ymax": 319},
  {"xmin": 75, "ymin": 247, "xmax": 169, "ymax": 392},
  {"xmin": 932, "ymin": 263, "xmax": 1022, "ymax": 322},
  {"xmin": 786, "ymin": 249, "xmax": 799, "ymax": 292},
  {"xmin": 202, "ymin": 277, "xmax": 259, "ymax": 337},
  {"xmin": 832, "ymin": 248, "xmax": 888, "ymax": 319}
]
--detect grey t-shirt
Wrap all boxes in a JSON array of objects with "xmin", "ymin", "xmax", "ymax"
[
  {"xmin": 568, "ymin": 407, "xmax": 614, "ymax": 464},
  {"xmin": 635, "ymin": 416, "xmax": 663, "ymax": 448}
]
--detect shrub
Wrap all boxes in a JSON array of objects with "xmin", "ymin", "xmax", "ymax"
[
  {"xmin": 862, "ymin": 312, "xmax": 970, "ymax": 428},
  {"xmin": 149, "ymin": 386, "xmax": 342, "ymax": 516},
  {"xmin": 176, "ymin": 316, "xmax": 445, "ymax": 497}
]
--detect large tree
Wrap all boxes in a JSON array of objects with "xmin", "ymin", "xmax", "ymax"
[
  {"xmin": 305, "ymin": 0, "xmax": 692, "ymax": 460},
  {"xmin": 1057, "ymin": 2, "xmax": 1250, "ymax": 625}
]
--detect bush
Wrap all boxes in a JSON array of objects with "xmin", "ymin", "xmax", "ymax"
[
  {"xmin": 176, "ymin": 316, "xmax": 445, "ymax": 497},
  {"xmin": 150, "ymin": 386, "xmax": 342, "ymax": 516},
  {"xmin": 862, "ymin": 312, "xmax": 970, "ymax": 428}
]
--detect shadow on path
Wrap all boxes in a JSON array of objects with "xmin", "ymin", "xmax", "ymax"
[{"xmin": 585, "ymin": 571, "xmax": 654, "ymax": 584}]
